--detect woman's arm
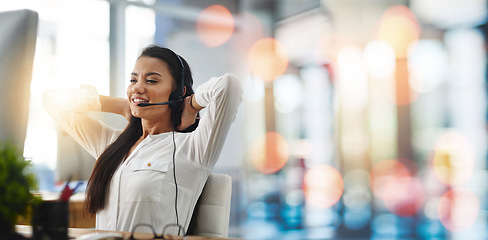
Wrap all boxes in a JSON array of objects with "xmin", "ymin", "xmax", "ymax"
[
  {"xmin": 100, "ymin": 95, "xmax": 132, "ymax": 121},
  {"xmin": 43, "ymin": 86, "xmax": 121, "ymax": 158},
  {"xmin": 183, "ymin": 73, "xmax": 243, "ymax": 168}
]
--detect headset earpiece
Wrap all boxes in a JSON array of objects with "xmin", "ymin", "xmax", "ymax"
[
  {"xmin": 167, "ymin": 53, "xmax": 185, "ymax": 110},
  {"xmin": 168, "ymin": 90, "xmax": 181, "ymax": 109}
]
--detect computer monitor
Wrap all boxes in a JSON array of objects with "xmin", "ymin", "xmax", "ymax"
[{"xmin": 0, "ymin": 9, "xmax": 38, "ymax": 151}]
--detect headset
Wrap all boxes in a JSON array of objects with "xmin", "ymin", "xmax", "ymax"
[{"xmin": 138, "ymin": 51, "xmax": 185, "ymax": 233}]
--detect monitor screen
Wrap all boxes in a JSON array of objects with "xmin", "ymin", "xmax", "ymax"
[{"xmin": 0, "ymin": 9, "xmax": 38, "ymax": 151}]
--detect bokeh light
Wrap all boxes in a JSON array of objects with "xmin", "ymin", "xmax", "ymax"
[
  {"xmin": 377, "ymin": 6, "xmax": 422, "ymax": 106},
  {"xmin": 370, "ymin": 159, "xmax": 424, "ymax": 216},
  {"xmin": 432, "ymin": 131, "xmax": 475, "ymax": 186},
  {"xmin": 364, "ymin": 40, "xmax": 396, "ymax": 79},
  {"xmin": 393, "ymin": 58, "xmax": 420, "ymax": 106},
  {"xmin": 196, "ymin": 5, "xmax": 235, "ymax": 47},
  {"xmin": 315, "ymin": 32, "xmax": 352, "ymax": 65},
  {"xmin": 344, "ymin": 208, "xmax": 371, "ymax": 230},
  {"xmin": 408, "ymin": 40, "xmax": 448, "ymax": 93},
  {"xmin": 378, "ymin": 5, "xmax": 420, "ymax": 58},
  {"xmin": 343, "ymin": 169, "xmax": 371, "ymax": 214},
  {"xmin": 247, "ymin": 38, "xmax": 289, "ymax": 82},
  {"xmin": 382, "ymin": 176, "xmax": 424, "ymax": 216},
  {"xmin": 230, "ymin": 12, "xmax": 263, "ymax": 52},
  {"xmin": 438, "ymin": 189, "xmax": 479, "ymax": 232},
  {"xmin": 303, "ymin": 165, "xmax": 344, "ymax": 208},
  {"xmin": 242, "ymin": 76, "xmax": 265, "ymax": 103},
  {"xmin": 370, "ymin": 159, "xmax": 411, "ymax": 198},
  {"xmin": 337, "ymin": 46, "xmax": 368, "ymax": 112},
  {"xmin": 273, "ymin": 74, "xmax": 303, "ymax": 114},
  {"xmin": 251, "ymin": 132, "xmax": 289, "ymax": 174}
]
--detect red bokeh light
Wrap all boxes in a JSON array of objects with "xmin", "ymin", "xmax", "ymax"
[
  {"xmin": 438, "ymin": 189, "xmax": 479, "ymax": 232},
  {"xmin": 370, "ymin": 159, "xmax": 424, "ymax": 216}
]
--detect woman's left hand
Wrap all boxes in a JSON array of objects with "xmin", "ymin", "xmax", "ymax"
[{"xmin": 177, "ymin": 95, "xmax": 200, "ymax": 131}]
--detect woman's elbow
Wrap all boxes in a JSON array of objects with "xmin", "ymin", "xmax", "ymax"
[{"xmin": 220, "ymin": 73, "xmax": 243, "ymax": 102}]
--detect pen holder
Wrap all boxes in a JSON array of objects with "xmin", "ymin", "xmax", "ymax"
[{"xmin": 32, "ymin": 200, "xmax": 69, "ymax": 240}]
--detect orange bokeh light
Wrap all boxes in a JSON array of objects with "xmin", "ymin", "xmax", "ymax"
[
  {"xmin": 438, "ymin": 189, "xmax": 479, "ymax": 232},
  {"xmin": 196, "ymin": 5, "xmax": 235, "ymax": 47},
  {"xmin": 303, "ymin": 165, "xmax": 344, "ymax": 208},
  {"xmin": 251, "ymin": 132, "xmax": 289, "ymax": 174},
  {"xmin": 247, "ymin": 38, "xmax": 289, "ymax": 82},
  {"xmin": 378, "ymin": 5, "xmax": 420, "ymax": 58},
  {"xmin": 432, "ymin": 131, "xmax": 475, "ymax": 186},
  {"xmin": 370, "ymin": 159, "xmax": 424, "ymax": 216}
]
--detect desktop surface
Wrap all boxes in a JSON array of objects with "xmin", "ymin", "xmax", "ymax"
[{"xmin": 16, "ymin": 225, "xmax": 238, "ymax": 240}]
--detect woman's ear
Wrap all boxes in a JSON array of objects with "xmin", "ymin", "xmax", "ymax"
[{"xmin": 183, "ymin": 86, "xmax": 187, "ymax": 96}]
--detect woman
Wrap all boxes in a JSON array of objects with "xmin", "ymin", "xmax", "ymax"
[{"xmin": 43, "ymin": 45, "xmax": 242, "ymax": 234}]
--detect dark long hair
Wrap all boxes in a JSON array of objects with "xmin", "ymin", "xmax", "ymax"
[{"xmin": 85, "ymin": 45, "xmax": 198, "ymax": 214}]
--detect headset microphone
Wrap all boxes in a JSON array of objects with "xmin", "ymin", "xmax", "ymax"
[{"xmin": 137, "ymin": 99, "xmax": 181, "ymax": 107}]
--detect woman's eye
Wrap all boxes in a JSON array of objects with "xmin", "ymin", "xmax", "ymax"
[
  {"xmin": 129, "ymin": 79, "xmax": 137, "ymax": 83},
  {"xmin": 146, "ymin": 79, "xmax": 157, "ymax": 83}
]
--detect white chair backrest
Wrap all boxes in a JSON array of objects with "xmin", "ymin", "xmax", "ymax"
[{"xmin": 187, "ymin": 174, "xmax": 232, "ymax": 238}]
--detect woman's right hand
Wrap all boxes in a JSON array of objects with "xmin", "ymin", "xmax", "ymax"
[
  {"xmin": 121, "ymin": 99, "xmax": 132, "ymax": 121},
  {"xmin": 100, "ymin": 95, "xmax": 132, "ymax": 121}
]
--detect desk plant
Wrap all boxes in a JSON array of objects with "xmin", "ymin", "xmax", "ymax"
[{"xmin": 0, "ymin": 141, "xmax": 39, "ymax": 239}]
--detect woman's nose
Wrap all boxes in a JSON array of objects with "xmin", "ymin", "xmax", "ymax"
[{"xmin": 132, "ymin": 80, "xmax": 145, "ymax": 93}]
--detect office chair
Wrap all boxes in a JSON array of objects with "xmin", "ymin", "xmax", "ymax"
[{"xmin": 187, "ymin": 174, "xmax": 232, "ymax": 238}]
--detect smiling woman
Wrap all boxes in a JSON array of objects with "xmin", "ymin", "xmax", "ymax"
[{"xmin": 43, "ymin": 44, "xmax": 242, "ymax": 236}]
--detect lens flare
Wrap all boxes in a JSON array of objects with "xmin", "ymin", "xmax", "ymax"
[
  {"xmin": 303, "ymin": 165, "xmax": 344, "ymax": 208},
  {"xmin": 196, "ymin": 5, "xmax": 235, "ymax": 47},
  {"xmin": 370, "ymin": 159, "xmax": 424, "ymax": 216},
  {"xmin": 247, "ymin": 38, "xmax": 289, "ymax": 82},
  {"xmin": 250, "ymin": 132, "xmax": 289, "ymax": 174},
  {"xmin": 438, "ymin": 189, "xmax": 479, "ymax": 232},
  {"xmin": 432, "ymin": 131, "xmax": 475, "ymax": 186}
]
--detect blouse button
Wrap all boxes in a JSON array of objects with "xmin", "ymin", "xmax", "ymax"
[{"xmin": 147, "ymin": 163, "xmax": 151, "ymax": 167}]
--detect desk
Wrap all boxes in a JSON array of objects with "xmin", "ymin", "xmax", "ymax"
[{"xmin": 16, "ymin": 225, "xmax": 236, "ymax": 240}]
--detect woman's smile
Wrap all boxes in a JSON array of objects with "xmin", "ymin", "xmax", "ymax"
[{"xmin": 131, "ymin": 97, "xmax": 149, "ymax": 106}]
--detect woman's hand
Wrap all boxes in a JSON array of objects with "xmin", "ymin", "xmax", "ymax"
[
  {"xmin": 177, "ymin": 95, "xmax": 202, "ymax": 131},
  {"xmin": 100, "ymin": 95, "xmax": 132, "ymax": 121}
]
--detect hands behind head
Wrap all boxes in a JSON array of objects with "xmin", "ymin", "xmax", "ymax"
[{"xmin": 177, "ymin": 95, "xmax": 200, "ymax": 131}]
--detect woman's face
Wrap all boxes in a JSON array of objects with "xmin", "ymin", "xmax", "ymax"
[{"xmin": 127, "ymin": 56, "xmax": 175, "ymax": 119}]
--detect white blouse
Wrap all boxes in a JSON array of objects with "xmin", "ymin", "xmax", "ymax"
[{"xmin": 43, "ymin": 73, "xmax": 242, "ymax": 235}]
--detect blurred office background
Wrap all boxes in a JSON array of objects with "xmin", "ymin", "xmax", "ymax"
[{"xmin": 2, "ymin": 0, "xmax": 488, "ymax": 239}]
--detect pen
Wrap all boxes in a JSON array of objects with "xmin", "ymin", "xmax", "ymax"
[
  {"xmin": 59, "ymin": 176, "xmax": 73, "ymax": 202},
  {"xmin": 71, "ymin": 180, "xmax": 83, "ymax": 194}
]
